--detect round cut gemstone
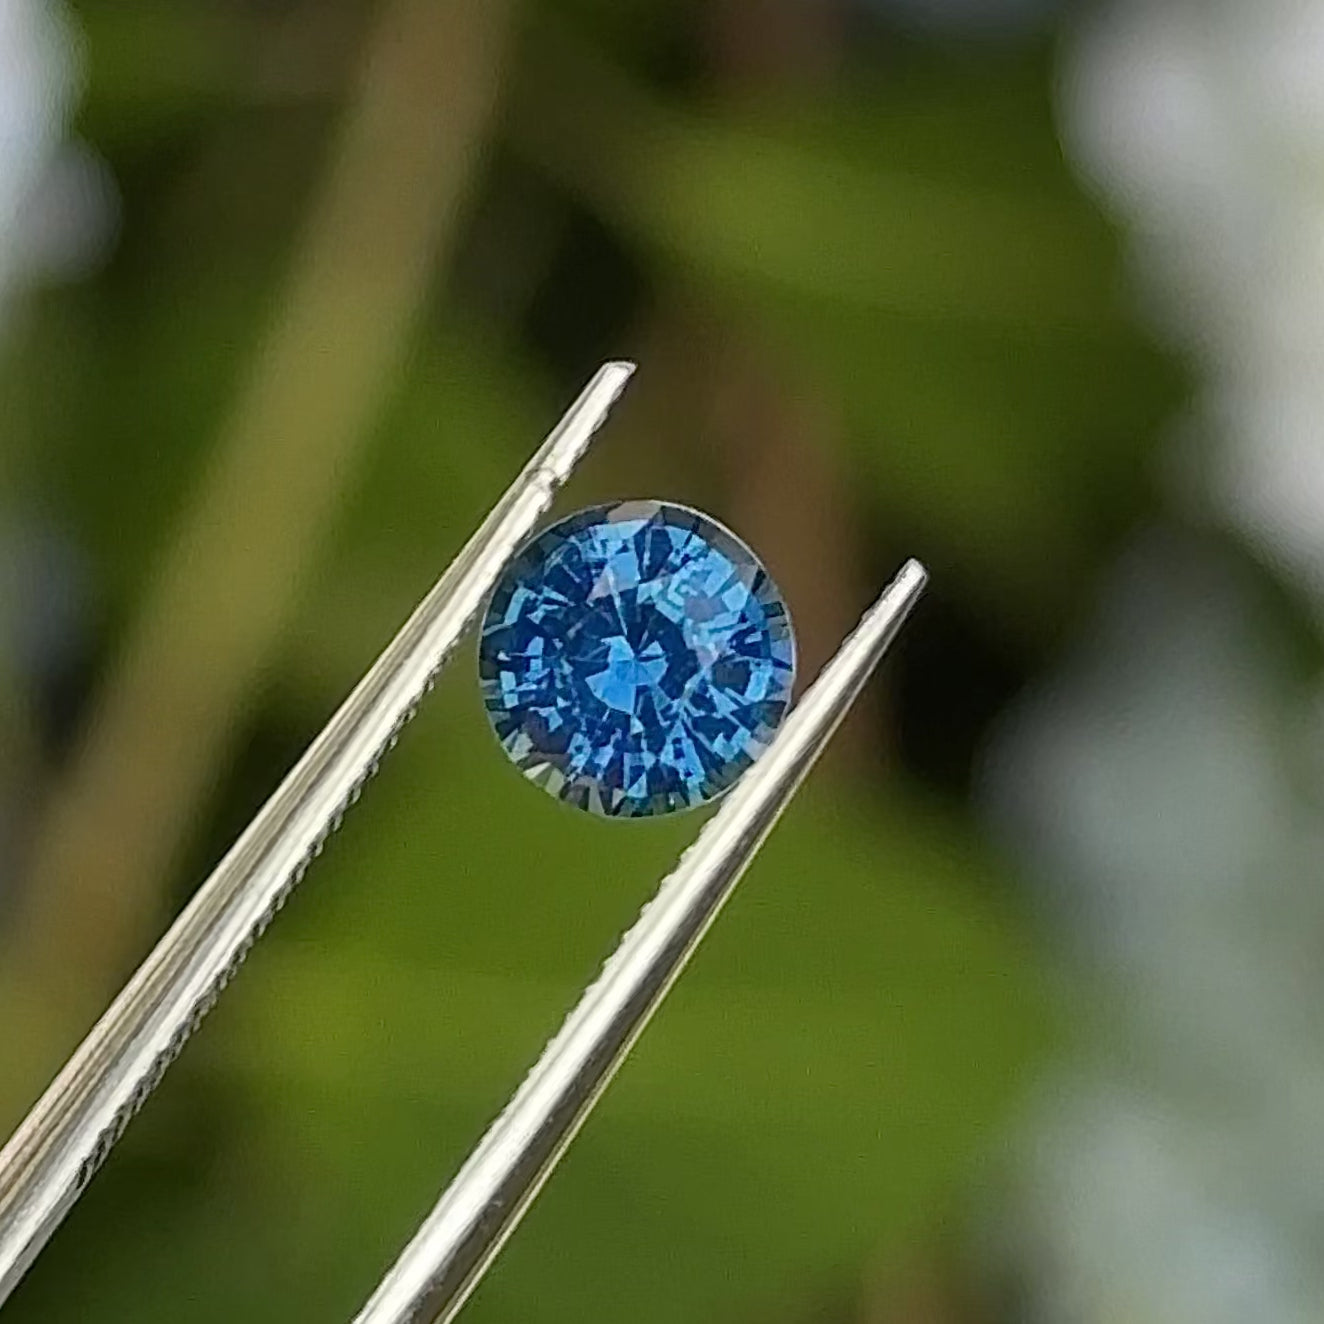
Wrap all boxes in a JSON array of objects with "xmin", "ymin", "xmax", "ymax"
[{"xmin": 479, "ymin": 501, "xmax": 795, "ymax": 817}]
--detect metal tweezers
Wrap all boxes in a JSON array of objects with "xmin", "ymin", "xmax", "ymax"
[{"xmin": 0, "ymin": 362, "xmax": 926, "ymax": 1323}]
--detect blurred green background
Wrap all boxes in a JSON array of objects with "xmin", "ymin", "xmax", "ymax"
[{"xmin": 0, "ymin": 0, "xmax": 1193, "ymax": 1319}]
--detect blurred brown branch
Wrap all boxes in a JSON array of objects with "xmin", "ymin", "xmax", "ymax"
[
  {"xmin": 702, "ymin": 0, "xmax": 877, "ymax": 765},
  {"xmin": 2, "ymin": 0, "xmax": 513, "ymax": 1112},
  {"xmin": 530, "ymin": 3, "xmax": 878, "ymax": 764}
]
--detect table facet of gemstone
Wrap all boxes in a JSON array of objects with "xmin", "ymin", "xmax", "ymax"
[{"xmin": 479, "ymin": 501, "xmax": 796, "ymax": 817}]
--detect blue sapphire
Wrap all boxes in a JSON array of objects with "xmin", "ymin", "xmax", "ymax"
[{"xmin": 479, "ymin": 501, "xmax": 795, "ymax": 817}]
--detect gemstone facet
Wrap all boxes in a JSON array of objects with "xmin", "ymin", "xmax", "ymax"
[{"xmin": 479, "ymin": 501, "xmax": 795, "ymax": 817}]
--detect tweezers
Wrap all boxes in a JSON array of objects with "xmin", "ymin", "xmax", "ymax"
[{"xmin": 0, "ymin": 361, "xmax": 926, "ymax": 1323}]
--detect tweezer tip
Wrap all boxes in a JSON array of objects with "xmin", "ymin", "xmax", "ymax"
[
  {"xmin": 850, "ymin": 558, "xmax": 927, "ymax": 661},
  {"xmin": 540, "ymin": 361, "xmax": 637, "ymax": 485},
  {"xmin": 897, "ymin": 558, "xmax": 928, "ymax": 592},
  {"xmin": 596, "ymin": 359, "xmax": 636, "ymax": 396},
  {"xmin": 577, "ymin": 359, "xmax": 636, "ymax": 414}
]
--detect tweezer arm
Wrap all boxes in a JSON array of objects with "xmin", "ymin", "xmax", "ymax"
[
  {"xmin": 352, "ymin": 558, "xmax": 928, "ymax": 1324},
  {"xmin": 0, "ymin": 361, "xmax": 636, "ymax": 1306}
]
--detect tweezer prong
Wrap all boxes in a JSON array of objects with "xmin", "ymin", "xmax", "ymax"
[
  {"xmin": 351, "ymin": 558, "xmax": 928, "ymax": 1324},
  {"xmin": 0, "ymin": 360, "xmax": 636, "ymax": 1305}
]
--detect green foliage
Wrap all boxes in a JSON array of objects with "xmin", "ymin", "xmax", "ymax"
[
  {"xmin": 8, "ymin": 668, "xmax": 1047, "ymax": 1322},
  {"xmin": 507, "ymin": 29, "xmax": 1180, "ymax": 625},
  {"xmin": 0, "ymin": 1, "xmax": 1181, "ymax": 1318}
]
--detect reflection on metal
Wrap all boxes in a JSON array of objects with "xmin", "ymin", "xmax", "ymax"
[
  {"xmin": 0, "ymin": 362, "xmax": 635, "ymax": 1304},
  {"xmin": 0, "ymin": 360, "xmax": 926, "ymax": 1322},
  {"xmin": 353, "ymin": 559, "xmax": 926, "ymax": 1324}
]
